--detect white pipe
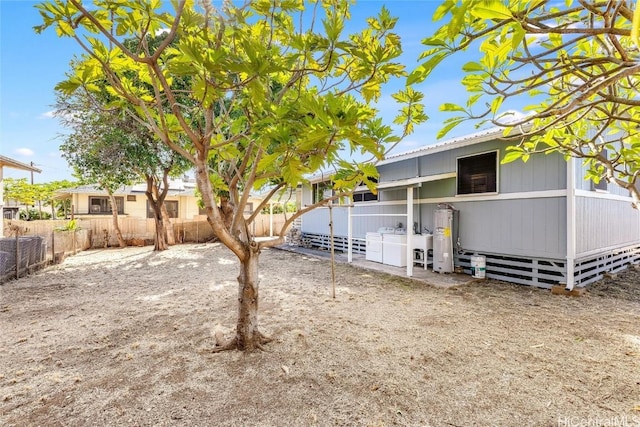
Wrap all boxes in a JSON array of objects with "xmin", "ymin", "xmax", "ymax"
[
  {"xmin": 406, "ymin": 186, "xmax": 414, "ymax": 277},
  {"xmin": 347, "ymin": 205, "xmax": 353, "ymax": 263},
  {"xmin": 566, "ymin": 157, "xmax": 576, "ymax": 290}
]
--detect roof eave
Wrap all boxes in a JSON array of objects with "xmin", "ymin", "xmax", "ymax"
[{"xmin": 0, "ymin": 155, "xmax": 42, "ymax": 173}]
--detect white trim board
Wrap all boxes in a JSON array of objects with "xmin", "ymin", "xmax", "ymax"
[
  {"xmin": 377, "ymin": 172, "xmax": 456, "ymax": 189},
  {"xmin": 354, "ymin": 189, "xmax": 567, "ymax": 207},
  {"xmin": 575, "ymin": 189, "xmax": 634, "ymax": 203}
]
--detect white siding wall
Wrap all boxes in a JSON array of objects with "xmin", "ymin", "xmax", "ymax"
[{"xmin": 575, "ymin": 196, "xmax": 640, "ymax": 256}]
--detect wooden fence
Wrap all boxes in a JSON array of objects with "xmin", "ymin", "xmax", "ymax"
[{"xmin": 4, "ymin": 212, "xmax": 289, "ymax": 249}]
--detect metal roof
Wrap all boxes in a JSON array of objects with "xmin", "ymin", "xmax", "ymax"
[
  {"xmin": 0, "ymin": 155, "xmax": 42, "ymax": 173},
  {"xmin": 379, "ymin": 126, "xmax": 513, "ymax": 166},
  {"xmin": 56, "ymin": 183, "xmax": 197, "ymax": 198}
]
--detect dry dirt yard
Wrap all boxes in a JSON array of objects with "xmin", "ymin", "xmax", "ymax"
[{"xmin": 1, "ymin": 243, "xmax": 639, "ymax": 427}]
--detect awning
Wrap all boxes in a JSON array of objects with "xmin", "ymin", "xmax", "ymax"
[
  {"xmin": 0, "ymin": 155, "xmax": 42, "ymax": 173},
  {"xmin": 376, "ymin": 172, "xmax": 456, "ymax": 190}
]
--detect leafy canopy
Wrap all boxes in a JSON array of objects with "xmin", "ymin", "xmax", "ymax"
[
  {"xmin": 35, "ymin": 0, "xmax": 427, "ymax": 255},
  {"xmin": 411, "ymin": 0, "xmax": 640, "ymax": 207}
]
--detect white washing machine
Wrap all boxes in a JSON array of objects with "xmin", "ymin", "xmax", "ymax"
[
  {"xmin": 365, "ymin": 227, "xmax": 395, "ymax": 263},
  {"xmin": 365, "ymin": 232, "xmax": 383, "ymax": 263},
  {"xmin": 383, "ymin": 230, "xmax": 408, "ymax": 267}
]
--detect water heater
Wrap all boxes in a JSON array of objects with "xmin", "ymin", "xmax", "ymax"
[{"xmin": 433, "ymin": 207, "xmax": 454, "ymax": 273}]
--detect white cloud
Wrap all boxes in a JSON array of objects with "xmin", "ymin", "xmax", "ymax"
[
  {"xmin": 14, "ymin": 148, "xmax": 35, "ymax": 157},
  {"xmin": 39, "ymin": 110, "xmax": 56, "ymax": 119}
]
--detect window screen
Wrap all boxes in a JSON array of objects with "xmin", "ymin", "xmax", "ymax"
[
  {"xmin": 353, "ymin": 192, "xmax": 378, "ymax": 202},
  {"xmin": 457, "ymin": 152, "xmax": 497, "ymax": 195},
  {"xmin": 89, "ymin": 196, "xmax": 124, "ymax": 214},
  {"xmin": 147, "ymin": 200, "xmax": 179, "ymax": 218}
]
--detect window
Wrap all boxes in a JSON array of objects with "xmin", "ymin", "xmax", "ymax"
[
  {"xmin": 457, "ymin": 151, "xmax": 497, "ymax": 195},
  {"xmin": 127, "ymin": 195, "xmax": 137, "ymax": 202},
  {"xmin": 147, "ymin": 200, "xmax": 179, "ymax": 218},
  {"xmin": 312, "ymin": 181, "xmax": 333, "ymax": 204},
  {"xmin": 353, "ymin": 191, "xmax": 378, "ymax": 202},
  {"xmin": 89, "ymin": 196, "xmax": 124, "ymax": 214},
  {"xmin": 353, "ymin": 178, "xmax": 378, "ymax": 203}
]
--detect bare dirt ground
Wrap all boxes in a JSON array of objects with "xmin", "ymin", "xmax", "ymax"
[{"xmin": 1, "ymin": 243, "xmax": 639, "ymax": 427}]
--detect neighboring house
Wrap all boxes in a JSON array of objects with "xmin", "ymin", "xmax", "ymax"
[
  {"xmin": 0, "ymin": 155, "xmax": 42, "ymax": 237},
  {"xmin": 56, "ymin": 179, "xmax": 203, "ymax": 220},
  {"xmin": 298, "ymin": 127, "xmax": 640, "ymax": 290}
]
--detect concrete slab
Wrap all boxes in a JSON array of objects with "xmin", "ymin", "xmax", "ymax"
[{"xmin": 274, "ymin": 244, "xmax": 478, "ymax": 289}]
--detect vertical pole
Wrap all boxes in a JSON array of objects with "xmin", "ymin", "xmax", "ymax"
[
  {"xmin": 269, "ymin": 203, "xmax": 274, "ymax": 237},
  {"xmin": 566, "ymin": 157, "xmax": 576, "ymax": 290},
  {"xmin": 51, "ymin": 231, "xmax": 55, "ymax": 262},
  {"xmin": 0, "ymin": 166, "xmax": 4, "ymax": 238},
  {"xmin": 15, "ymin": 234, "xmax": 20, "ymax": 280},
  {"xmin": 406, "ymin": 186, "xmax": 414, "ymax": 277},
  {"xmin": 329, "ymin": 204, "xmax": 336, "ymax": 299},
  {"xmin": 347, "ymin": 205, "xmax": 353, "ymax": 263}
]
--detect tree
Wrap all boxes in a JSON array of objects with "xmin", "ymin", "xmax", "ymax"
[
  {"xmin": 2, "ymin": 178, "xmax": 74, "ymax": 219},
  {"xmin": 38, "ymin": 180, "xmax": 76, "ymax": 218},
  {"xmin": 56, "ymin": 92, "xmax": 140, "ymax": 247},
  {"xmin": 410, "ymin": 0, "xmax": 640, "ymax": 206},
  {"xmin": 57, "ymin": 79, "xmax": 191, "ymax": 250},
  {"xmin": 4, "ymin": 178, "xmax": 37, "ymax": 207},
  {"xmin": 36, "ymin": 0, "xmax": 426, "ymax": 351}
]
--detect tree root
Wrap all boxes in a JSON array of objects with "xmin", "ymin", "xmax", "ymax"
[
  {"xmin": 211, "ymin": 337, "xmax": 238, "ymax": 353},
  {"xmin": 210, "ymin": 331, "xmax": 273, "ymax": 353}
]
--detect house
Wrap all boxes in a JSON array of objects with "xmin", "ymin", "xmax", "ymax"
[
  {"xmin": 55, "ymin": 179, "xmax": 203, "ymax": 220},
  {"xmin": 0, "ymin": 156, "xmax": 42, "ymax": 236},
  {"xmin": 298, "ymin": 127, "xmax": 640, "ymax": 290},
  {"xmin": 55, "ymin": 179, "xmax": 271, "ymax": 226}
]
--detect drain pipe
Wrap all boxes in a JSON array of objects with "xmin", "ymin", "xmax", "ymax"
[{"xmin": 566, "ymin": 157, "xmax": 576, "ymax": 290}]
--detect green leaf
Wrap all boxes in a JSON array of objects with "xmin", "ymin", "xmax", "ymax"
[
  {"xmin": 55, "ymin": 78, "xmax": 82, "ymax": 95},
  {"xmin": 407, "ymin": 53, "xmax": 447, "ymax": 85},
  {"xmin": 490, "ymin": 96, "xmax": 503, "ymax": 114},
  {"xmin": 432, "ymin": 0, "xmax": 455, "ymax": 21},
  {"xmin": 462, "ymin": 61, "xmax": 484, "ymax": 72},
  {"xmin": 437, "ymin": 118, "xmax": 464, "ymax": 139},
  {"xmin": 470, "ymin": 2, "xmax": 513, "ymax": 20},
  {"xmin": 501, "ymin": 149, "xmax": 524, "ymax": 164},
  {"xmin": 440, "ymin": 103, "xmax": 466, "ymax": 112}
]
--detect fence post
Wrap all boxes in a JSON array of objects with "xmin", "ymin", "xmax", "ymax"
[
  {"xmin": 51, "ymin": 231, "xmax": 55, "ymax": 262},
  {"xmin": 15, "ymin": 234, "xmax": 20, "ymax": 280}
]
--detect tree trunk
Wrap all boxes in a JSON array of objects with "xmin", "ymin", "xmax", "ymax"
[
  {"xmin": 235, "ymin": 246, "xmax": 266, "ymax": 351},
  {"xmin": 146, "ymin": 196, "xmax": 168, "ymax": 251},
  {"xmin": 109, "ymin": 193, "xmax": 127, "ymax": 248},
  {"xmin": 161, "ymin": 203, "xmax": 176, "ymax": 245},
  {"xmin": 145, "ymin": 176, "xmax": 169, "ymax": 251},
  {"xmin": 220, "ymin": 196, "xmax": 234, "ymax": 231},
  {"xmin": 153, "ymin": 214, "xmax": 168, "ymax": 251}
]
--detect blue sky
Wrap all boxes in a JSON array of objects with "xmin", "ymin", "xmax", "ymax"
[{"xmin": 0, "ymin": 0, "xmax": 479, "ymax": 183}]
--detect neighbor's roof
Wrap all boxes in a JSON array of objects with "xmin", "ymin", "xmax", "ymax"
[
  {"xmin": 0, "ymin": 155, "xmax": 42, "ymax": 173},
  {"xmin": 56, "ymin": 183, "xmax": 197, "ymax": 198}
]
